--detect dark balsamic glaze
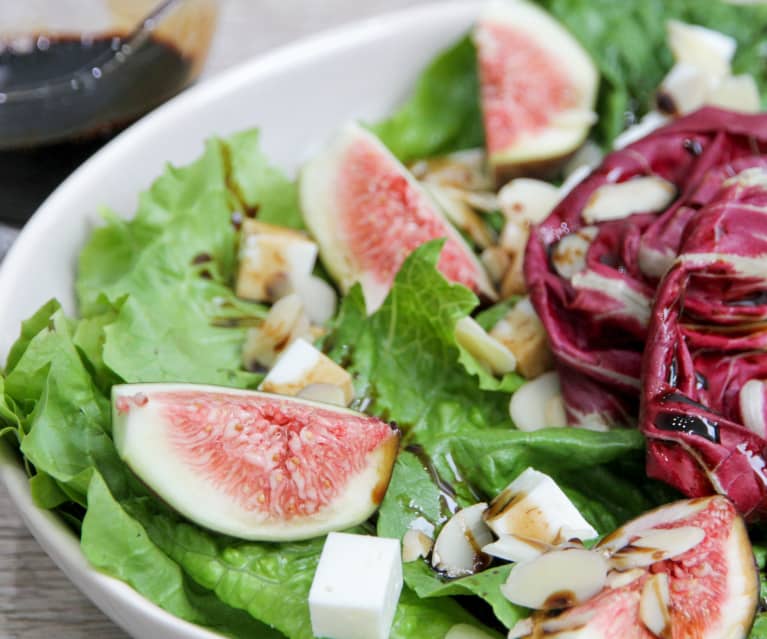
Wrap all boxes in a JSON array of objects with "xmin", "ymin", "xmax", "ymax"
[
  {"xmin": 668, "ymin": 355, "xmax": 678, "ymax": 386},
  {"xmin": 730, "ymin": 291, "xmax": 767, "ymax": 307},
  {"xmin": 656, "ymin": 393, "xmax": 721, "ymax": 442},
  {"xmin": 0, "ymin": 34, "xmax": 195, "ymax": 226},
  {"xmin": 405, "ymin": 444, "xmax": 460, "ymax": 519},
  {"xmin": 655, "ymin": 411, "xmax": 720, "ymax": 443},
  {"xmin": 683, "ymin": 138, "xmax": 704, "ymax": 156}
]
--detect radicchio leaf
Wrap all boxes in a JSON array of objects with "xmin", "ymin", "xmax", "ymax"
[{"xmin": 525, "ymin": 107, "xmax": 767, "ymax": 517}]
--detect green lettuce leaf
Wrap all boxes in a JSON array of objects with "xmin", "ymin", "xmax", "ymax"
[
  {"xmin": 377, "ymin": 431, "xmax": 665, "ymax": 630},
  {"xmin": 3, "ymin": 303, "xmax": 127, "ymax": 504},
  {"xmin": 76, "ymin": 134, "xmax": 269, "ymax": 387},
  {"xmin": 226, "ymin": 129, "xmax": 304, "ymax": 229},
  {"xmin": 82, "ymin": 472, "xmax": 281, "ymax": 639},
  {"xmin": 373, "ymin": 1, "xmax": 767, "ymax": 157},
  {"xmin": 76, "ymin": 135, "xmax": 235, "ymax": 316},
  {"xmin": 428, "ymin": 428, "xmax": 672, "ymax": 534},
  {"xmin": 118, "ymin": 494, "xmax": 491, "ymax": 639},
  {"xmin": 403, "ymin": 562, "xmax": 522, "ymax": 630},
  {"xmin": 72, "ymin": 299, "xmax": 122, "ymax": 393},
  {"xmin": 328, "ymin": 241, "xmax": 511, "ymax": 441},
  {"xmin": 539, "ymin": 0, "xmax": 767, "ymax": 145},
  {"xmin": 371, "ymin": 36, "xmax": 484, "ymax": 162}
]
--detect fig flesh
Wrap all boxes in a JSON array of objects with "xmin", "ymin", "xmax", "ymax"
[
  {"xmin": 112, "ymin": 383, "xmax": 399, "ymax": 541},
  {"xmin": 300, "ymin": 122, "xmax": 495, "ymax": 313},
  {"xmin": 512, "ymin": 496, "xmax": 758, "ymax": 639},
  {"xmin": 474, "ymin": 0, "xmax": 598, "ymax": 184}
]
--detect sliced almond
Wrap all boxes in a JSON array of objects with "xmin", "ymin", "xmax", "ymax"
[
  {"xmin": 482, "ymin": 534, "xmax": 550, "ymax": 563},
  {"xmin": 666, "ymin": 20, "xmax": 736, "ymax": 80},
  {"xmin": 501, "ymin": 549, "xmax": 608, "ymax": 610},
  {"xmin": 613, "ymin": 111, "xmax": 671, "ymax": 150},
  {"xmin": 490, "ymin": 297, "xmax": 554, "ymax": 379},
  {"xmin": 293, "ymin": 275, "xmax": 337, "ymax": 325},
  {"xmin": 575, "ymin": 414, "xmax": 611, "ymax": 432},
  {"xmin": 725, "ymin": 166, "xmax": 767, "ymax": 189},
  {"xmin": 706, "ymin": 74, "xmax": 761, "ymax": 113},
  {"xmin": 632, "ymin": 526, "xmax": 705, "ymax": 556},
  {"xmin": 540, "ymin": 608, "xmax": 597, "ymax": 634},
  {"xmin": 597, "ymin": 499, "xmax": 710, "ymax": 555},
  {"xmin": 296, "ymin": 383, "xmax": 347, "ymax": 407},
  {"xmin": 608, "ymin": 547, "xmax": 667, "ymax": 571},
  {"xmin": 242, "ymin": 294, "xmax": 310, "ymax": 370},
  {"xmin": 740, "ymin": 379, "xmax": 767, "ymax": 438},
  {"xmin": 582, "ymin": 177, "xmax": 676, "ymax": 224},
  {"xmin": 506, "ymin": 618, "xmax": 534, "ymax": 639},
  {"xmin": 432, "ymin": 503, "xmax": 493, "ymax": 578},
  {"xmin": 259, "ymin": 337, "xmax": 354, "ymax": 405},
  {"xmin": 480, "ymin": 246, "xmax": 511, "ymax": 285},
  {"xmin": 443, "ymin": 624, "xmax": 497, "ymax": 639},
  {"xmin": 509, "ymin": 371, "xmax": 567, "ymax": 432},
  {"xmin": 402, "ymin": 529, "xmax": 434, "ymax": 563},
  {"xmin": 605, "ymin": 568, "xmax": 645, "ymax": 589},
  {"xmin": 463, "ymin": 190, "xmax": 500, "ymax": 213},
  {"xmin": 428, "ymin": 185, "xmax": 495, "ymax": 249},
  {"xmin": 455, "ymin": 316, "xmax": 517, "ymax": 376},
  {"xmin": 499, "ymin": 219, "xmax": 529, "ymax": 254},
  {"xmin": 500, "ymin": 251, "xmax": 528, "ymax": 298},
  {"xmin": 656, "ymin": 62, "xmax": 709, "ymax": 116},
  {"xmin": 639, "ymin": 572, "xmax": 672, "ymax": 639},
  {"xmin": 638, "ymin": 243, "xmax": 676, "ymax": 279},
  {"xmin": 559, "ymin": 165, "xmax": 592, "ymax": 198},
  {"xmin": 563, "ymin": 140, "xmax": 603, "ymax": 178},
  {"xmin": 409, "ymin": 148, "xmax": 491, "ymax": 191},
  {"xmin": 498, "ymin": 178, "xmax": 561, "ymax": 225},
  {"xmin": 551, "ymin": 226, "xmax": 598, "ymax": 279},
  {"xmin": 609, "ymin": 526, "xmax": 705, "ymax": 570}
]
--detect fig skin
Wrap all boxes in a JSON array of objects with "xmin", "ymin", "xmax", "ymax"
[
  {"xmin": 512, "ymin": 496, "xmax": 759, "ymax": 639},
  {"xmin": 474, "ymin": 1, "xmax": 598, "ymax": 189},
  {"xmin": 113, "ymin": 383, "xmax": 401, "ymax": 542}
]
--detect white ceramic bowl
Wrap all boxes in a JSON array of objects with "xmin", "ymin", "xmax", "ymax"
[{"xmin": 0, "ymin": 3, "xmax": 482, "ymax": 637}]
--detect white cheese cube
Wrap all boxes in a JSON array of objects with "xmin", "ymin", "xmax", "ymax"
[
  {"xmin": 258, "ymin": 338, "xmax": 353, "ymax": 405},
  {"xmin": 309, "ymin": 532, "xmax": 403, "ymax": 639},
  {"xmin": 236, "ymin": 219, "xmax": 318, "ymax": 303},
  {"xmin": 485, "ymin": 467, "xmax": 597, "ymax": 544}
]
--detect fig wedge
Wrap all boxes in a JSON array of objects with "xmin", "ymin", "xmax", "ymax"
[
  {"xmin": 300, "ymin": 122, "xmax": 495, "ymax": 313},
  {"xmin": 113, "ymin": 383, "xmax": 399, "ymax": 541},
  {"xmin": 474, "ymin": 0, "xmax": 598, "ymax": 184}
]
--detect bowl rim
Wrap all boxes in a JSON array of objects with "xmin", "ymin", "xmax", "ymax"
[{"xmin": 0, "ymin": 2, "xmax": 483, "ymax": 637}]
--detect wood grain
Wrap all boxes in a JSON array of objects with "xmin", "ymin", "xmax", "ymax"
[{"xmin": 0, "ymin": 1, "xmax": 432, "ymax": 637}]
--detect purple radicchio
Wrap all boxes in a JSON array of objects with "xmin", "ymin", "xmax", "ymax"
[{"xmin": 525, "ymin": 107, "xmax": 767, "ymax": 517}]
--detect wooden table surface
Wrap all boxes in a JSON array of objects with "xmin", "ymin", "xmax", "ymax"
[{"xmin": 0, "ymin": 1, "xmax": 435, "ymax": 637}]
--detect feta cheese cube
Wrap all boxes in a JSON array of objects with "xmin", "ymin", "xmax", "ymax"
[
  {"xmin": 258, "ymin": 338, "xmax": 353, "ymax": 405},
  {"xmin": 309, "ymin": 532, "xmax": 403, "ymax": 639},
  {"xmin": 236, "ymin": 219, "xmax": 318, "ymax": 303},
  {"xmin": 485, "ymin": 467, "xmax": 597, "ymax": 544}
]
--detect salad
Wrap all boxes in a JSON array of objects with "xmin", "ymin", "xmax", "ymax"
[{"xmin": 3, "ymin": 0, "xmax": 767, "ymax": 638}]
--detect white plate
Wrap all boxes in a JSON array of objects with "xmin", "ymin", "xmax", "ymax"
[{"xmin": 0, "ymin": 3, "xmax": 482, "ymax": 637}]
